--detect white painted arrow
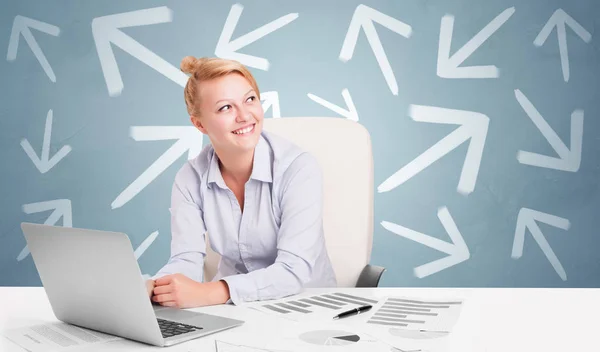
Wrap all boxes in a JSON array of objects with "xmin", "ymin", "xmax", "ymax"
[
  {"xmin": 512, "ymin": 208, "xmax": 570, "ymax": 281},
  {"xmin": 134, "ymin": 231, "xmax": 159, "ymax": 260},
  {"xmin": 20, "ymin": 109, "xmax": 72, "ymax": 174},
  {"xmin": 18, "ymin": 199, "xmax": 72, "ymax": 261},
  {"xmin": 534, "ymin": 9, "xmax": 592, "ymax": 82},
  {"xmin": 382, "ymin": 207, "xmax": 469, "ymax": 278},
  {"xmin": 378, "ymin": 104, "xmax": 489, "ymax": 195},
  {"xmin": 215, "ymin": 3, "xmax": 298, "ymax": 71},
  {"xmin": 92, "ymin": 6, "xmax": 188, "ymax": 97},
  {"xmin": 437, "ymin": 7, "xmax": 514, "ymax": 78},
  {"xmin": 515, "ymin": 89, "xmax": 583, "ymax": 172},
  {"xmin": 339, "ymin": 4, "xmax": 412, "ymax": 95},
  {"xmin": 111, "ymin": 127, "xmax": 203, "ymax": 209},
  {"xmin": 261, "ymin": 91, "xmax": 281, "ymax": 118},
  {"xmin": 307, "ymin": 88, "xmax": 358, "ymax": 122},
  {"xmin": 7, "ymin": 15, "xmax": 60, "ymax": 82}
]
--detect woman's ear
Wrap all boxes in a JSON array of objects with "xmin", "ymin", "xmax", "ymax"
[{"xmin": 190, "ymin": 116, "xmax": 207, "ymax": 134}]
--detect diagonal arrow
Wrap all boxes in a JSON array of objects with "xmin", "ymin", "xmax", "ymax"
[
  {"xmin": 378, "ymin": 104, "xmax": 489, "ymax": 195},
  {"xmin": 515, "ymin": 89, "xmax": 583, "ymax": 172},
  {"xmin": 261, "ymin": 91, "xmax": 281, "ymax": 118},
  {"xmin": 111, "ymin": 127, "xmax": 203, "ymax": 210},
  {"xmin": 215, "ymin": 3, "xmax": 298, "ymax": 71},
  {"xmin": 134, "ymin": 231, "xmax": 159, "ymax": 260},
  {"xmin": 7, "ymin": 15, "xmax": 60, "ymax": 82},
  {"xmin": 339, "ymin": 4, "xmax": 412, "ymax": 95},
  {"xmin": 92, "ymin": 6, "xmax": 188, "ymax": 97},
  {"xmin": 382, "ymin": 207, "xmax": 470, "ymax": 278},
  {"xmin": 534, "ymin": 9, "xmax": 592, "ymax": 82},
  {"xmin": 20, "ymin": 109, "xmax": 72, "ymax": 174},
  {"xmin": 307, "ymin": 88, "xmax": 358, "ymax": 121},
  {"xmin": 18, "ymin": 199, "xmax": 72, "ymax": 261},
  {"xmin": 511, "ymin": 208, "xmax": 570, "ymax": 281},
  {"xmin": 437, "ymin": 7, "xmax": 515, "ymax": 78}
]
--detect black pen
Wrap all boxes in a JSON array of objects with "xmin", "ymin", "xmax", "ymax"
[{"xmin": 332, "ymin": 305, "xmax": 372, "ymax": 320}]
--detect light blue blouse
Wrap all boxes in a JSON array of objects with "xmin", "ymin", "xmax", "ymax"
[{"xmin": 152, "ymin": 131, "xmax": 337, "ymax": 304}]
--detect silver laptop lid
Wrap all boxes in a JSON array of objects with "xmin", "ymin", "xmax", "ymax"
[{"xmin": 21, "ymin": 222, "xmax": 164, "ymax": 346}]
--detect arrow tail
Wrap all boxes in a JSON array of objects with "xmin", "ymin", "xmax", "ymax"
[
  {"xmin": 529, "ymin": 221, "xmax": 567, "ymax": 281},
  {"xmin": 21, "ymin": 26, "xmax": 56, "ymax": 82},
  {"xmin": 414, "ymin": 252, "xmax": 466, "ymax": 279},
  {"xmin": 228, "ymin": 13, "xmax": 298, "ymax": 51},
  {"xmin": 134, "ymin": 231, "xmax": 159, "ymax": 260}
]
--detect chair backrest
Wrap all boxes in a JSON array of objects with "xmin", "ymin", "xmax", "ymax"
[{"xmin": 203, "ymin": 117, "xmax": 374, "ymax": 287}]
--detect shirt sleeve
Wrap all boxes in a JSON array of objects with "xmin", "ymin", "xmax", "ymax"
[
  {"xmin": 152, "ymin": 164, "xmax": 207, "ymax": 283},
  {"xmin": 221, "ymin": 153, "xmax": 325, "ymax": 304}
]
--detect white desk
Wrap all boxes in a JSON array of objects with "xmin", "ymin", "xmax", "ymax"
[{"xmin": 1, "ymin": 287, "xmax": 598, "ymax": 351}]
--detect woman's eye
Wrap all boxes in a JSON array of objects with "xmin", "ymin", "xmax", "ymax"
[
  {"xmin": 219, "ymin": 105, "xmax": 231, "ymax": 112},
  {"xmin": 246, "ymin": 96, "xmax": 256, "ymax": 103}
]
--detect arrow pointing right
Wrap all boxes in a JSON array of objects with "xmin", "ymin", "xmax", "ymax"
[
  {"xmin": 7, "ymin": 15, "xmax": 60, "ymax": 82},
  {"xmin": 18, "ymin": 199, "xmax": 72, "ymax": 261},
  {"xmin": 111, "ymin": 127, "xmax": 203, "ymax": 210},
  {"xmin": 534, "ymin": 9, "xmax": 592, "ymax": 82},
  {"xmin": 515, "ymin": 89, "xmax": 583, "ymax": 172},
  {"xmin": 378, "ymin": 104, "xmax": 489, "ymax": 195},
  {"xmin": 92, "ymin": 6, "xmax": 188, "ymax": 97},
  {"xmin": 511, "ymin": 208, "xmax": 570, "ymax": 281},
  {"xmin": 307, "ymin": 88, "xmax": 359, "ymax": 122},
  {"xmin": 382, "ymin": 206, "xmax": 470, "ymax": 278}
]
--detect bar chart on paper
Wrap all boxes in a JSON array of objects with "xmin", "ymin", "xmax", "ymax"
[{"xmin": 249, "ymin": 292, "xmax": 379, "ymax": 322}]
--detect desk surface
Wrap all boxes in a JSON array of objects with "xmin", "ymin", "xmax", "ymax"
[{"xmin": 2, "ymin": 287, "xmax": 598, "ymax": 352}]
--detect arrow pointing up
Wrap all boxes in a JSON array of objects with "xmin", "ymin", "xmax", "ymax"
[
  {"xmin": 339, "ymin": 4, "xmax": 412, "ymax": 95},
  {"xmin": 382, "ymin": 207, "xmax": 470, "ymax": 278},
  {"xmin": 437, "ymin": 7, "xmax": 515, "ymax": 78},
  {"xmin": 512, "ymin": 208, "xmax": 570, "ymax": 281},
  {"xmin": 515, "ymin": 89, "xmax": 583, "ymax": 172},
  {"xmin": 20, "ymin": 109, "xmax": 72, "ymax": 174},
  {"xmin": 534, "ymin": 9, "xmax": 592, "ymax": 82},
  {"xmin": 307, "ymin": 88, "xmax": 358, "ymax": 122},
  {"xmin": 378, "ymin": 104, "xmax": 489, "ymax": 195},
  {"xmin": 7, "ymin": 15, "xmax": 60, "ymax": 82},
  {"xmin": 261, "ymin": 91, "xmax": 281, "ymax": 118},
  {"xmin": 92, "ymin": 6, "xmax": 188, "ymax": 97},
  {"xmin": 215, "ymin": 4, "xmax": 299, "ymax": 71},
  {"xmin": 18, "ymin": 199, "xmax": 72, "ymax": 261},
  {"xmin": 111, "ymin": 126, "xmax": 203, "ymax": 209}
]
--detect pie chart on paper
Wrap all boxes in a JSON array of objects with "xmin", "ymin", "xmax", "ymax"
[{"xmin": 299, "ymin": 330, "xmax": 361, "ymax": 346}]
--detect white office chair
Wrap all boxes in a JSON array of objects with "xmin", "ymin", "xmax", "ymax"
[{"xmin": 203, "ymin": 117, "xmax": 385, "ymax": 287}]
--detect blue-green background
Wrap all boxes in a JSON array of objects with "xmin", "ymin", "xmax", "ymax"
[{"xmin": 1, "ymin": 0, "xmax": 599, "ymax": 287}]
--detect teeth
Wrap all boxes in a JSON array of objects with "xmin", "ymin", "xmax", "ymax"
[{"xmin": 233, "ymin": 124, "xmax": 254, "ymax": 135}]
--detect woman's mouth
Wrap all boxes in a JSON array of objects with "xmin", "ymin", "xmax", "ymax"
[{"xmin": 232, "ymin": 123, "xmax": 255, "ymax": 136}]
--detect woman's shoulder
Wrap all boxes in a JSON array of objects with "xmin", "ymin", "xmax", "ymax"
[
  {"xmin": 173, "ymin": 142, "xmax": 214, "ymax": 186},
  {"xmin": 262, "ymin": 131, "xmax": 321, "ymax": 179}
]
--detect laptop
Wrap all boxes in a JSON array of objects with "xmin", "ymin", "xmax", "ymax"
[{"xmin": 20, "ymin": 222, "xmax": 244, "ymax": 347}]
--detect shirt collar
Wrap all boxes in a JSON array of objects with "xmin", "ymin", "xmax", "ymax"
[{"xmin": 207, "ymin": 133, "xmax": 272, "ymax": 189}]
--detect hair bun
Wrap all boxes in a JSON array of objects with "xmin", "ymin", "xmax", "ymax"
[{"xmin": 180, "ymin": 56, "xmax": 197, "ymax": 74}]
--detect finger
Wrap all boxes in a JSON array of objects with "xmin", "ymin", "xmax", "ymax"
[
  {"xmin": 154, "ymin": 275, "xmax": 172, "ymax": 286},
  {"xmin": 152, "ymin": 285, "xmax": 172, "ymax": 295},
  {"xmin": 152, "ymin": 293, "xmax": 174, "ymax": 303},
  {"xmin": 160, "ymin": 301, "xmax": 177, "ymax": 307}
]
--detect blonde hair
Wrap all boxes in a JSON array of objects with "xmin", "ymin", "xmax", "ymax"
[{"xmin": 180, "ymin": 56, "xmax": 260, "ymax": 117}]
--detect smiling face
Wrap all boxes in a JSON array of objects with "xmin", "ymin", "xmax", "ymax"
[{"xmin": 191, "ymin": 73, "xmax": 264, "ymax": 154}]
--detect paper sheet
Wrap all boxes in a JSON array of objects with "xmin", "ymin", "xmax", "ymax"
[
  {"xmin": 244, "ymin": 291, "xmax": 380, "ymax": 323},
  {"xmin": 2, "ymin": 321, "xmax": 124, "ymax": 352}
]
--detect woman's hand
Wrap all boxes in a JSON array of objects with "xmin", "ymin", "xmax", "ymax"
[
  {"xmin": 145, "ymin": 279, "xmax": 155, "ymax": 298},
  {"xmin": 151, "ymin": 273, "xmax": 230, "ymax": 308}
]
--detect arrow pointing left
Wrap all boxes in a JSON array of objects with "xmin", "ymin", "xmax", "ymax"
[
  {"xmin": 21, "ymin": 109, "xmax": 72, "ymax": 174},
  {"xmin": 7, "ymin": 15, "xmax": 60, "ymax": 82},
  {"xmin": 111, "ymin": 127, "xmax": 203, "ymax": 210},
  {"xmin": 92, "ymin": 6, "xmax": 188, "ymax": 97},
  {"xmin": 18, "ymin": 199, "xmax": 72, "ymax": 261},
  {"xmin": 381, "ymin": 207, "xmax": 470, "ymax": 278}
]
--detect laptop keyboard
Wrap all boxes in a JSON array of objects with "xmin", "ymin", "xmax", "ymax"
[{"xmin": 157, "ymin": 318, "xmax": 203, "ymax": 338}]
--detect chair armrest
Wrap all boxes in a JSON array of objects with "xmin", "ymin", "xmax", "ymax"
[{"xmin": 355, "ymin": 264, "xmax": 386, "ymax": 287}]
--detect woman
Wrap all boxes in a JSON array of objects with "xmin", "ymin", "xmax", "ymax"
[{"xmin": 146, "ymin": 57, "xmax": 337, "ymax": 308}]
